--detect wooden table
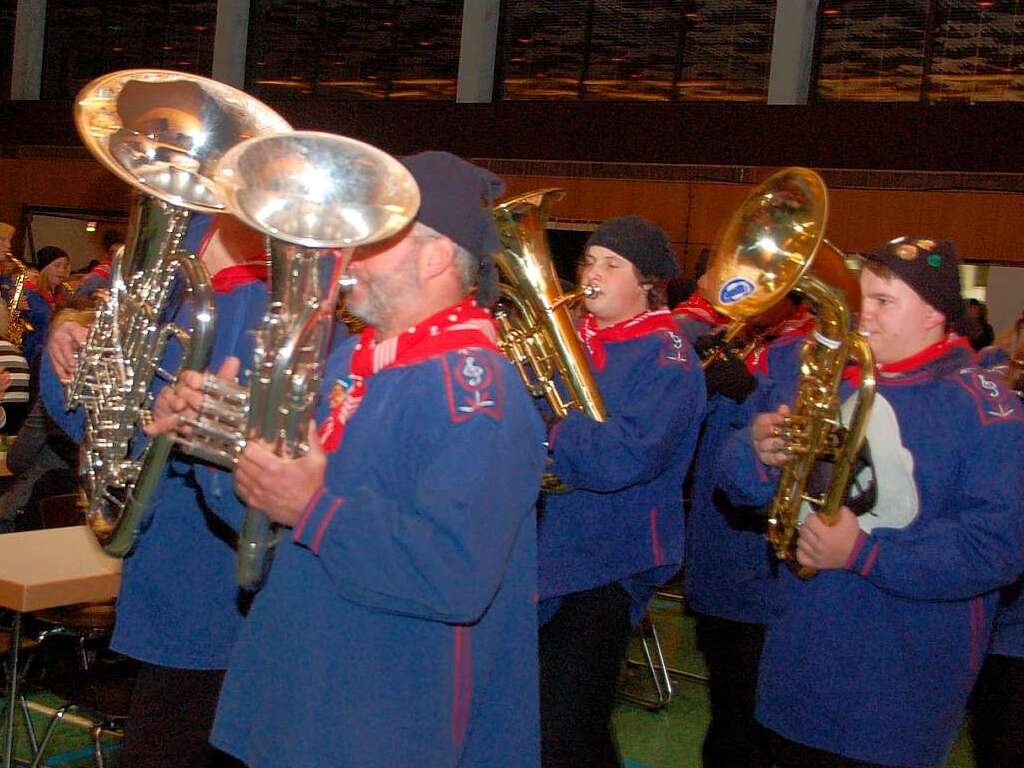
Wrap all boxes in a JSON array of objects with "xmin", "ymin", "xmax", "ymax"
[{"xmin": 0, "ymin": 526, "xmax": 121, "ymax": 768}]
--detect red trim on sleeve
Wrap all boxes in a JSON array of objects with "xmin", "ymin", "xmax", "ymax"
[
  {"xmin": 844, "ymin": 530, "xmax": 868, "ymax": 570},
  {"xmin": 649, "ymin": 507, "xmax": 665, "ymax": 567},
  {"xmin": 860, "ymin": 544, "xmax": 880, "ymax": 577},
  {"xmin": 293, "ymin": 487, "xmax": 326, "ymax": 541},
  {"xmin": 309, "ymin": 498, "xmax": 342, "ymax": 555}
]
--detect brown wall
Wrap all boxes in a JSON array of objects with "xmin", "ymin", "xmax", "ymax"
[
  {"xmin": 501, "ymin": 173, "xmax": 1024, "ymax": 268},
  {"xmin": 3, "ymin": 156, "xmax": 1022, "ymax": 270}
]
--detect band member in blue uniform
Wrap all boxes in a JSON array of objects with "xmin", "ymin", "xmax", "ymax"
[
  {"xmin": 721, "ymin": 237, "xmax": 1024, "ymax": 768},
  {"xmin": 43, "ymin": 214, "xmax": 268, "ymax": 768},
  {"xmin": 22, "ymin": 245, "xmax": 70, "ymax": 369},
  {"xmin": 675, "ymin": 276, "xmax": 812, "ymax": 768},
  {"xmin": 538, "ymin": 216, "xmax": 706, "ymax": 767},
  {"xmin": 152, "ymin": 152, "xmax": 546, "ymax": 768}
]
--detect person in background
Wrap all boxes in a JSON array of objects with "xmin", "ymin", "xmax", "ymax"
[
  {"xmin": 0, "ymin": 298, "xmax": 30, "ymax": 433},
  {"xmin": 22, "ymin": 246, "xmax": 71, "ymax": 369},
  {"xmin": 538, "ymin": 215, "xmax": 705, "ymax": 767},
  {"xmin": 75, "ymin": 229, "xmax": 123, "ymax": 299},
  {"xmin": 44, "ymin": 214, "xmax": 268, "ymax": 768},
  {"xmin": 674, "ymin": 253, "xmax": 813, "ymax": 768},
  {"xmin": 962, "ymin": 297, "xmax": 995, "ymax": 351},
  {"xmin": 721, "ymin": 237, "xmax": 1024, "ymax": 768}
]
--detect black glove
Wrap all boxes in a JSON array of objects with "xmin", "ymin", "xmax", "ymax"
[{"xmin": 704, "ymin": 355, "xmax": 757, "ymax": 403}]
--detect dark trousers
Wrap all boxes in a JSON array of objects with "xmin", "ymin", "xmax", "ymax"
[
  {"xmin": 539, "ymin": 583, "xmax": 632, "ymax": 768},
  {"xmin": 770, "ymin": 732, "xmax": 894, "ymax": 768},
  {"xmin": 694, "ymin": 612, "xmax": 772, "ymax": 768},
  {"xmin": 969, "ymin": 653, "xmax": 1024, "ymax": 768},
  {"xmin": 119, "ymin": 662, "xmax": 243, "ymax": 768}
]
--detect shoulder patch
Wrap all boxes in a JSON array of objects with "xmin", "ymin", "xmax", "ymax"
[
  {"xmin": 657, "ymin": 329, "xmax": 693, "ymax": 370},
  {"xmin": 953, "ymin": 367, "xmax": 1023, "ymax": 426},
  {"xmin": 442, "ymin": 350, "xmax": 505, "ymax": 423}
]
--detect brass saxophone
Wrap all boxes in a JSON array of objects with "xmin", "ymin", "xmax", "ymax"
[
  {"xmin": 4, "ymin": 256, "xmax": 35, "ymax": 348},
  {"xmin": 69, "ymin": 69, "xmax": 291, "ymax": 556},
  {"xmin": 705, "ymin": 168, "xmax": 876, "ymax": 577},
  {"xmin": 175, "ymin": 131, "xmax": 420, "ymax": 589}
]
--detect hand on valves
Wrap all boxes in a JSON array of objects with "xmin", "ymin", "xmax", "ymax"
[
  {"xmin": 145, "ymin": 355, "xmax": 326, "ymax": 528},
  {"xmin": 751, "ymin": 403, "xmax": 792, "ymax": 467}
]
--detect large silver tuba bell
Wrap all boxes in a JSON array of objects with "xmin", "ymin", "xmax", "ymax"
[
  {"xmin": 179, "ymin": 130, "xmax": 420, "ymax": 589},
  {"xmin": 70, "ymin": 69, "xmax": 291, "ymax": 556}
]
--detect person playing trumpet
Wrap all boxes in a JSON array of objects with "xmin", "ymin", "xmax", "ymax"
[{"xmin": 537, "ymin": 216, "xmax": 706, "ymax": 767}]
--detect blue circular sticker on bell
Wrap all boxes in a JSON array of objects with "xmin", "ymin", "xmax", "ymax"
[{"xmin": 719, "ymin": 277, "xmax": 756, "ymax": 305}]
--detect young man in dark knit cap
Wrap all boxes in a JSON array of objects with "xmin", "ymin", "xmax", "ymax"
[
  {"xmin": 21, "ymin": 245, "xmax": 70, "ymax": 367},
  {"xmin": 720, "ymin": 236, "xmax": 1024, "ymax": 768},
  {"xmin": 538, "ymin": 215, "xmax": 706, "ymax": 767},
  {"xmin": 153, "ymin": 151, "xmax": 547, "ymax": 767}
]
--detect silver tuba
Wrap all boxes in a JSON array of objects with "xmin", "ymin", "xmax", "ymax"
[
  {"xmin": 70, "ymin": 69, "xmax": 291, "ymax": 556},
  {"xmin": 177, "ymin": 131, "xmax": 420, "ymax": 589}
]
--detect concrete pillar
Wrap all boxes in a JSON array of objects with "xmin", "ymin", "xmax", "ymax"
[
  {"xmin": 11, "ymin": 0, "xmax": 46, "ymax": 100},
  {"xmin": 213, "ymin": 0, "xmax": 250, "ymax": 88},
  {"xmin": 768, "ymin": 0, "xmax": 819, "ymax": 105},
  {"xmin": 456, "ymin": 0, "xmax": 500, "ymax": 103}
]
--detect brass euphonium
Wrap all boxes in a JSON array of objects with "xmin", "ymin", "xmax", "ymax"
[
  {"xmin": 70, "ymin": 69, "xmax": 291, "ymax": 556},
  {"xmin": 705, "ymin": 167, "xmax": 876, "ymax": 577},
  {"xmin": 176, "ymin": 131, "xmax": 420, "ymax": 589},
  {"xmin": 492, "ymin": 188, "xmax": 607, "ymax": 422}
]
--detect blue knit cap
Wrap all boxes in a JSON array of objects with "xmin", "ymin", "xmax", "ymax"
[{"xmin": 400, "ymin": 152, "xmax": 505, "ymax": 305}]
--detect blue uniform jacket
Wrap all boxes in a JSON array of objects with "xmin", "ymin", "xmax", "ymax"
[
  {"xmin": 22, "ymin": 287, "xmax": 53, "ymax": 371},
  {"xmin": 41, "ymin": 277, "xmax": 268, "ymax": 670},
  {"xmin": 197, "ymin": 334, "xmax": 547, "ymax": 768},
  {"xmin": 684, "ymin": 332, "xmax": 803, "ymax": 624},
  {"xmin": 539, "ymin": 326, "xmax": 705, "ymax": 623},
  {"xmin": 719, "ymin": 343, "xmax": 1024, "ymax": 767}
]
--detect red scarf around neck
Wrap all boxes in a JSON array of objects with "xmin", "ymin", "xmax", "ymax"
[
  {"xmin": 211, "ymin": 261, "xmax": 268, "ymax": 293},
  {"xmin": 318, "ymin": 298, "xmax": 498, "ymax": 452},
  {"xmin": 579, "ymin": 308, "xmax": 679, "ymax": 371},
  {"xmin": 672, "ymin": 294, "xmax": 729, "ymax": 327}
]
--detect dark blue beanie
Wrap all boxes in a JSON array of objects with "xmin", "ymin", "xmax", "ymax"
[
  {"xmin": 400, "ymin": 151, "xmax": 505, "ymax": 305},
  {"xmin": 865, "ymin": 236, "xmax": 962, "ymax": 322}
]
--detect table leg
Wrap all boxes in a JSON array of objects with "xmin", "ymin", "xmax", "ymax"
[{"xmin": 3, "ymin": 611, "xmax": 20, "ymax": 768}]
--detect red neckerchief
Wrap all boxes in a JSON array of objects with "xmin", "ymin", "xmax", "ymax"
[
  {"xmin": 211, "ymin": 261, "xmax": 268, "ymax": 293},
  {"xmin": 747, "ymin": 307, "xmax": 816, "ymax": 374},
  {"xmin": 579, "ymin": 308, "xmax": 679, "ymax": 371},
  {"xmin": 672, "ymin": 293, "xmax": 728, "ymax": 327},
  {"xmin": 843, "ymin": 332, "xmax": 972, "ymax": 386},
  {"xmin": 318, "ymin": 298, "xmax": 498, "ymax": 452},
  {"xmin": 90, "ymin": 259, "xmax": 112, "ymax": 280},
  {"xmin": 23, "ymin": 279, "xmax": 55, "ymax": 306},
  {"xmin": 877, "ymin": 333, "xmax": 972, "ymax": 376}
]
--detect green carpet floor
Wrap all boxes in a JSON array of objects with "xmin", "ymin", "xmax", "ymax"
[
  {"xmin": 613, "ymin": 596, "xmax": 978, "ymax": 768},
  {"xmin": 3, "ymin": 597, "xmax": 982, "ymax": 766}
]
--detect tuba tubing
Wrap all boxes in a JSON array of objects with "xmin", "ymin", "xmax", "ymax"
[
  {"xmin": 492, "ymin": 188, "xmax": 607, "ymax": 423},
  {"xmin": 69, "ymin": 69, "xmax": 292, "ymax": 555}
]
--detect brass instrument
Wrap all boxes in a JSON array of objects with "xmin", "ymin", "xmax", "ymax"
[
  {"xmin": 492, "ymin": 189, "xmax": 607, "ymax": 422},
  {"xmin": 69, "ymin": 69, "xmax": 291, "ymax": 556},
  {"xmin": 706, "ymin": 167, "xmax": 876, "ymax": 576},
  {"xmin": 4, "ymin": 256, "xmax": 35, "ymax": 348},
  {"xmin": 177, "ymin": 131, "xmax": 420, "ymax": 589}
]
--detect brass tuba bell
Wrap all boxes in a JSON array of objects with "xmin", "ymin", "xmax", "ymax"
[
  {"xmin": 70, "ymin": 69, "xmax": 292, "ymax": 556},
  {"xmin": 492, "ymin": 188, "xmax": 607, "ymax": 423},
  {"xmin": 705, "ymin": 167, "xmax": 876, "ymax": 576}
]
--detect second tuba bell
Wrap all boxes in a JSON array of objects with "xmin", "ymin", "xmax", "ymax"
[{"xmin": 705, "ymin": 167, "xmax": 876, "ymax": 576}]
